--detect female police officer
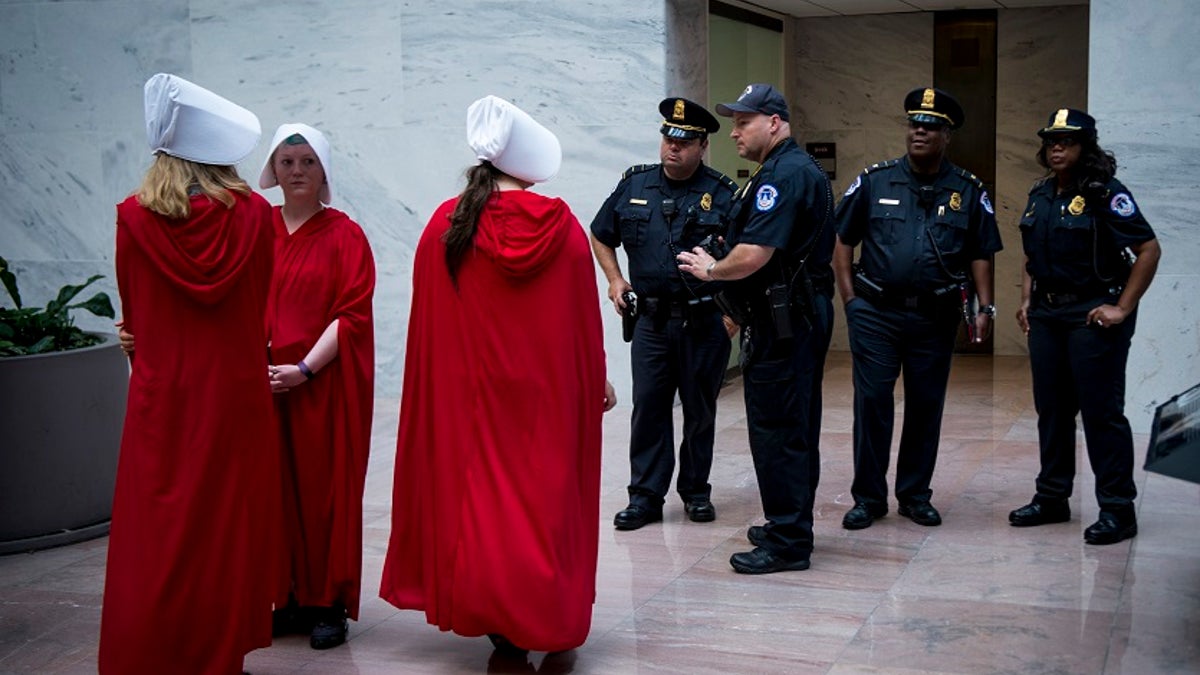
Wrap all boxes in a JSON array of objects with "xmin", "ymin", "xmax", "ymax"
[{"xmin": 1009, "ymin": 108, "xmax": 1161, "ymax": 545}]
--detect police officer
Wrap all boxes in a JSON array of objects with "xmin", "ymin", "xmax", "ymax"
[
  {"xmin": 1009, "ymin": 109, "xmax": 1160, "ymax": 545},
  {"xmin": 590, "ymin": 97, "xmax": 737, "ymax": 531},
  {"xmin": 832, "ymin": 87, "xmax": 1002, "ymax": 530},
  {"xmin": 677, "ymin": 83, "xmax": 835, "ymax": 574}
]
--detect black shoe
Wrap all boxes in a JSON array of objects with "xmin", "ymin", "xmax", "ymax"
[
  {"xmin": 1084, "ymin": 512, "xmax": 1138, "ymax": 545},
  {"xmin": 613, "ymin": 503, "xmax": 663, "ymax": 530},
  {"xmin": 1009, "ymin": 499, "xmax": 1070, "ymax": 527},
  {"xmin": 747, "ymin": 525, "xmax": 766, "ymax": 548},
  {"xmin": 842, "ymin": 502, "xmax": 887, "ymax": 530},
  {"xmin": 309, "ymin": 606, "xmax": 348, "ymax": 650},
  {"xmin": 272, "ymin": 600, "xmax": 313, "ymax": 637},
  {"xmin": 899, "ymin": 501, "xmax": 942, "ymax": 526},
  {"xmin": 487, "ymin": 633, "xmax": 529, "ymax": 658},
  {"xmin": 729, "ymin": 547, "xmax": 810, "ymax": 574},
  {"xmin": 684, "ymin": 498, "xmax": 716, "ymax": 523}
]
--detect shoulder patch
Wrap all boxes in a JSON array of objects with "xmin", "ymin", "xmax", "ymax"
[
  {"xmin": 1110, "ymin": 192, "xmax": 1137, "ymax": 217},
  {"xmin": 620, "ymin": 164, "xmax": 656, "ymax": 181},
  {"xmin": 703, "ymin": 165, "xmax": 739, "ymax": 194},
  {"xmin": 980, "ymin": 190, "xmax": 994, "ymax": 215},
  {"xmin": 755, "ymin": 184, "xmax": 779, "ymax": 212},
  {"xmin": 844, "ymin": 174, "xmax": 862, "ymax": 198}
]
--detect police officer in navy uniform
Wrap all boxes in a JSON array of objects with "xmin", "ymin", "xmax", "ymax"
[
  {"xmin": 1009, "ymin": 108, "xmax": 1160, "ymax": 545},
  {"xmin": 590, "ymin": 97, "xmax": 737, "ymax": 531},
  {"xmin": 832, "ymin": 87, "xmax": 1002, "ymax": 531},
  {"xmin": 677, "ymin": 83, "xmax": 835, "ymax": 574}
]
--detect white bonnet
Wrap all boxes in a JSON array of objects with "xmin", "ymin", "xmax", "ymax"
[
  {"xmin": 143, "ymin": 73, "xmax": 261, "ymax": 165},
  {"xmin": 466, "ymin": 95, "xmax": 561, "ymax": 183},
  {"xmin": 258, "ymin": 123, "xmax": 334, "ymax": 205}
]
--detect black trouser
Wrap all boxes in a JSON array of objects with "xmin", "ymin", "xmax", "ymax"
[
  {"xmin": 1027, "ymin": 295, "xmax": 1138, "ymax": 513},
  {"xmin": 845, "ymin": 296, "xmax": 959, "ymax": 509},
  {"xmin": 742, "ymin": 293, "xmax": 833, "ymax": 560},
  {"xmin": 627, "ymin": 302, "xmax": 731, "ymax": 506}
]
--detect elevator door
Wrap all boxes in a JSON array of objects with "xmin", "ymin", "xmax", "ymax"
[{"xmin": 935, "ymin": 10, "xmax": 997, "ymax": 354}]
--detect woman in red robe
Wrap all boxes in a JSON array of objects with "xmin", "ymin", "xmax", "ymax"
[
  {"xmin": 100, "ymin": 73, "xmax": 278, "ymax": 675},
  {"xmin": 380, "ymin": 95, "xmax": 615, "ymax": 656},
  {"xmin": 259, "ymin": 123, "xmax": 375, "ymax": 650}
]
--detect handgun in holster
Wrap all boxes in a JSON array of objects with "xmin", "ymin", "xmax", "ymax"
[
  {"xmin": 621, "ymin": 290, "xmax": 638, "ymax": 342},
  {"xmin": 851, "ymin": 263, "xmax": 884, "ymax": 302}
]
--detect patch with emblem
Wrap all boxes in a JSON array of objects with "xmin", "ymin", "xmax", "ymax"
[
  {"xmin": 700, "ymin": 193, "xmax": 712, "ymax": 211},
  {"xmin": 1110, "ymin": 192, "xmax": 1136, "ymax": 217},
  {"xmin": 756, "ymin": 184, "xmax": 779, "ymax": 212},
  {"xmin": 949, "ymin": 192, "xmax": 962, "ymax": 212},
  {"xmin": 1068, "ymin": 195, "xmax": 1086, "ymax": 216},
  {"xmin": 980, "ymin": 191, "xmax": 994, "ymax": 215},
  {"xmin": 844, "ymin": 175, "xmax": 861, "ymax": 197}
]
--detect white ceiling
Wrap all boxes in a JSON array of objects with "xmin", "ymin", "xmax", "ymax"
[{"xmin": 742, "ymin": 0, "xmax": 1087, "ymax": 18}]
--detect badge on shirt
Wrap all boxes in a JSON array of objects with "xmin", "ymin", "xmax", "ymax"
[
  {"xmin": 949, "ymin": 192, "xmax": 962, "ymax": 211},
  {"xmin": 756, "ymin": 184, "xmax": 779, "ymax": 212},
  {"xmin": 980, "ymin": 190, "xmax": 994, "ymax": 215},
  {"xmin": 1068, "ymin": 195, "xmax": 1086, "ymax": 216},
  {"xmin": 700, "ymin": 193, "xmax": 712, "ymax": 211},
  {"xmin": 1110, "ymin": 192, "xmax": 1137, "ymax": 217},
  {"xmin": 844, "ymin": 175, "xmax": 861, "ymax": 198}
]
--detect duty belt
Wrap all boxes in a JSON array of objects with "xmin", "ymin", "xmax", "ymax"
[
  {"xmin": 1036, "ymin": 285, "xmax": 1123, "ymax": 307},
  {"xmin": 641, "ymin": 295, "xmax": 717, "ymax": 319}
]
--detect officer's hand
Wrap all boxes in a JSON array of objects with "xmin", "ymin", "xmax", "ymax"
[
  {"xmin": 603, "ymin": 379, "xmax": 618, "ymax": 412},
  {"xmin": 722, "ymin": 315, "xmax": 738, "ymax": 338},
  {"xmin": 1087, "ymin": 303, "xmax": 1128, "ymax": 328},
  {"xmin": 608, "ymin": 279, "xmax": 633, "ymax": 316},
  {"xmin": 1016, "ymin": 302, "xmax": 1030, "ymax": 336},
  {"xmin": 115, "ymin": 320, "xmax": 135, "ymax": 355},
  {"xmin": 973, "ymin": 313, "xmax": 992, "ymax": 343}
]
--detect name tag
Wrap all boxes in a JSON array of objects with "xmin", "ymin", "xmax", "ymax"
[
  {"xmin": 878, "ymin": 198, "xmax": 900, "ymax": 205},
  {"xmin": 629, "ymin": 198, "xmax": 648, "ymax": 205}
]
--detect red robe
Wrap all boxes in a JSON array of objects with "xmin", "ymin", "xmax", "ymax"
[
  {"xmin": 264, "ymin": 207, "xmax": 375, "ymax": 617},
  {"xmin": 380, "ymin": 190, "xmax": 605, "ymax": 652},
  {"xmin": 101, "ymin": 192, "xmax": 280, "ymax": 675}
]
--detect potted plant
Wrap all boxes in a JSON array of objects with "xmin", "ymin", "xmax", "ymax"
[{"xmin": 0, "ymin": 256, "xmax": 128, "ymax": 554}]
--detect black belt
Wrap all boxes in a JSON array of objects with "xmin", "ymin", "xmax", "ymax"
[
  {"xmin": 642, "ymin": 295, "xmax": 716, "ymax": 319},
  {"xmin": 1035, "ymin": 286, "xmax": 1122, "ymax": 307},
  {"xmin": 868, "ymin": 285, "xmax": 959, "ymax": 313}
]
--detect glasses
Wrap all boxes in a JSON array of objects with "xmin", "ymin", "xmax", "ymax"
[
  {"xmin": 908, "ymin": 120, "xmax": 947, "ymax": 132},
  {"xmin": 1042, "ymin": 136, "xmax": 1080, "ymax": 148}
]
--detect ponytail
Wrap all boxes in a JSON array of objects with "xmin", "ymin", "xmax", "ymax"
[{"xmin": 444, "ymin": 162, "xmax": 501, "ymax": 286}]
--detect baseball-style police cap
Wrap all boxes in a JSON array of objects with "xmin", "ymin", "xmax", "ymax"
[
  {"xmin": 715, "ymin": 83, "xmax": 790, "ymax": 122},
  {"xmin": 1038, "ymin": 108, "xmax": 1097, "ymax": 139},
  {"xmin": 904, "ymin": 87, "xmax": 964, "ymax": 130},
  {"xmin": 659, "ymin": 97, "xmax": 720, "ymax": 140}
]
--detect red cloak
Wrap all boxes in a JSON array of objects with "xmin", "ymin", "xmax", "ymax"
[
  {"xmin": 100, "ymin": 192, "xmax": 280, "ymax": 675},
  {"xmin": 264, "ymin": 207, "xmax": 375, "ymax": 617},
  {"xmin": 380, "ymin": 190, "xmax": 606, "ymax": 652}
]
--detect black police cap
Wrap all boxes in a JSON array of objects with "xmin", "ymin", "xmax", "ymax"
[
  {"xmin": 904, "ymin": 87, "xmax": 964, "ymax": 130},
  {"xmin": 715, "ymin": 83, "xmax": 790, "ymax": 122},
  {"xmin": 1038, "ymin": 108, "xmax": 1097, "ymax": 139},
  {"xmin": 659, "ymin": 97, "xmax": 720, "ymax": 140}
]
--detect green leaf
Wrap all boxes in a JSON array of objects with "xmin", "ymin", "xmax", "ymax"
[
  {"xmin": 46, "ymin": 275, "xmax": 103, "ymax": 315},
  {"xmin": 0, "ymin": 256, "xmax": 21, "ymax": 309},
  {"xmin": 68, "ymin": 292, "xmax": 116, "ymax": 320},
  {"xmin": 26, "ymin": 336, "xmax": 55, "ymax": 354}
]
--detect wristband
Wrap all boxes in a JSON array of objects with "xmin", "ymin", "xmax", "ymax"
[
  {"xmin": 297, "ymin": 360, "xmax": 315, "ymax": 380},
  {"xmin": 978, "ymin": 304, "xmax": 996, "ymax": 317}
]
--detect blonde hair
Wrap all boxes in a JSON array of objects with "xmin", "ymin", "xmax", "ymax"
[{"xmin": 136, "ymin": 153, "xmax": 252, "ymax": 219}]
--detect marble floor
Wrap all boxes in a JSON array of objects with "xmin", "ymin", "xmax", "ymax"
[{"xmin": 2, "ymin": 352, "xmax": 1198, "ymax": 674}]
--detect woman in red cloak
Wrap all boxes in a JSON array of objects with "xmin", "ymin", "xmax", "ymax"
[
  {"xmin": 259, "ymin": 123, "xmax": 376, "ymax": 650},
  {"xmin": 380, "ymin": 95, "xmax": 616, "ymax": 657},
  {"xmin": 100, "ymin": 73, "xmax": 279, "ymax": 675}
]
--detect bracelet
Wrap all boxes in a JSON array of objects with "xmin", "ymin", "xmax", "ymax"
[
  {"xmin": 297, "ymin": 360, "xmax": 315, "ymax": 380},
  {"xmin": 706, "ymin": 261, "xmax": 717, "ymax": 281},
  {"xmin": 978, "ymin": 304, "xmax": 996, "ymax": 317}
]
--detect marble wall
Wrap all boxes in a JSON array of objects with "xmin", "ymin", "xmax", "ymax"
[
  {"xmin": 1090, "ymin": 0, "xmax": 1200, "ymax": 430},
  {"xmin": 0, "ymin": 0, "xmax": 669, "ymax": 398}
]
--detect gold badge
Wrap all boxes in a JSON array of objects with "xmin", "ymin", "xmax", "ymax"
[
  {"xmin": 921, "ymin": 88, "xmax": 936, "ymax": 109},
  {"xmin": 1053, "ymin": 108, "xmax": 1070, "ymax": 130},
  {"xmin": 673, "ymin": 99, "xmax": 686, "ymax": 121},
  {"xmin": 700, "ymin": 193, "xmax": 712, "ymax": 211},
  {"xmin": 949, "ymin": 192, "xmax": 962, "ymax": 211},
  {"xmin": 1068, "ymin": 195, "xmax": 1086, "ymax": 216}
]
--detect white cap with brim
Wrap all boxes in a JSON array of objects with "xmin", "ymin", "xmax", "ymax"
[
  {"xmin": 144, "ymin": 73, "xmax": 261, "ymax": 166},
  {"xmin": 466, "ymin": 95, "xmax": 561, "ymax": 184},
  {"xmin": 259, "ymin": 123, "xmax": 334, "ymax": 205}
]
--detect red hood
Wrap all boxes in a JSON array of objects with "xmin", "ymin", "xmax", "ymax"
[
  {"xmin": 472, "ymin": 190, "xmax": 578, "ymax": 280},
  {"xmin": 117, "ymin": 192, "xmax": 267, "ymax": 305}
]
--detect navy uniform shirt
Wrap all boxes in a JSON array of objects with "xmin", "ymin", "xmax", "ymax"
[
  {"xmin": 1019, "ymin": 176, "xmax": 1154, "ymax": 290},
  {"xmin": 835, "ymin": 157, "xmax": 1003, "ymax": 293},
  {"xmin": 591, "ymin": 163, "xmax": 737, "ymax": 298},
  {"xmin": 728, "ymin": 138, "xmax": 836, "ymax": 297}
]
